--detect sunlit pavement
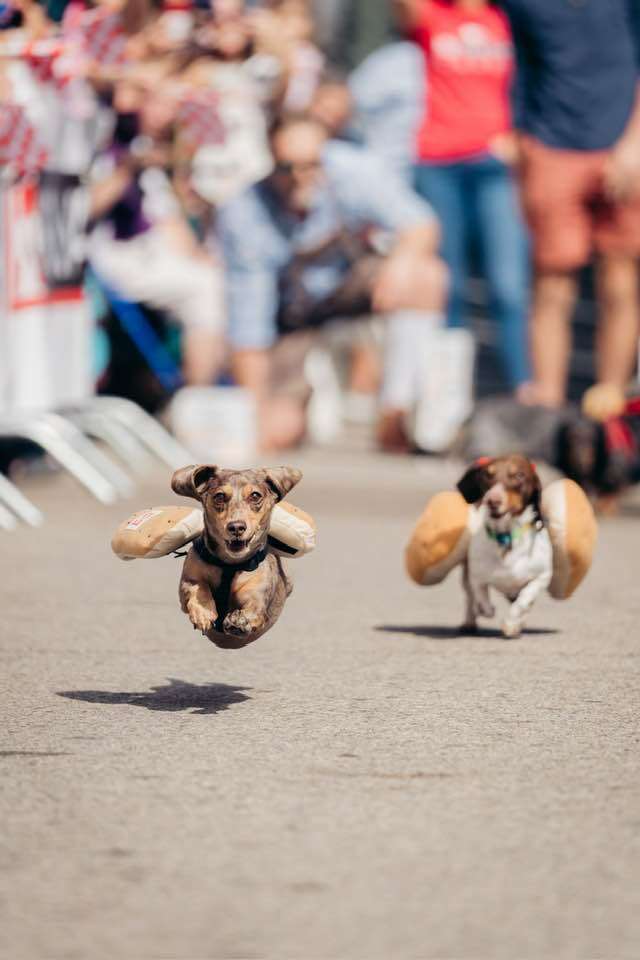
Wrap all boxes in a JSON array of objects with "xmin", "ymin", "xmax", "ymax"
[{"xmin": 1, "ymin": 433, "xmax": 639, "ymax": 959}]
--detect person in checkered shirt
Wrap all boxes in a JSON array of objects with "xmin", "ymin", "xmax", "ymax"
[{"xmin": 217, "ymin": 112, "xmax": 448, "ymax": 452}]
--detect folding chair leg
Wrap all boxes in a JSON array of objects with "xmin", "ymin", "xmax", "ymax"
[
  {"xmin": 0, "ymin": 499, "xmax": 18, "ymax": 531},
  {"xmin": 66, "ymin": 407, "xmax": 153, "ymax": 477},
  {"xmin": 39, "ymin": 413, "xmax": 134, "ymax": 498},
  {"xmin": 0, "ymin": 473, "xmax": 43, "ymax": 526},
  {"xmin": 87, "ymin": 396, "xmax": 194, "ymax": 468},
  {"xmin": 0, "ymin": 414, "xmax": 120, "ymax": 505}
]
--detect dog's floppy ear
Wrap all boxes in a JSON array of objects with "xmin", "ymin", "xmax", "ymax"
[
  {"xmin": 457, "ymin": 458, "xmax": 493, "ymax": 504},
  {"xmin": 264, "ymin": 467, "xmax": 302, "ymax": 501},
  {"xmin": 171, "ymin": 464, "xmax": 219, "ymax": 500}
]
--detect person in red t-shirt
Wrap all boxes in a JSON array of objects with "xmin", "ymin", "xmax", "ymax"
[{"xmin": 397, "ymin": 0, "xmax": 530, "ymax": 394}]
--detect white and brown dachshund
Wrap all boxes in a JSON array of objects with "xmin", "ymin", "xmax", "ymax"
[{"xmin": 457, "ymin": 455, "xmax": 553, "ymax": 638}]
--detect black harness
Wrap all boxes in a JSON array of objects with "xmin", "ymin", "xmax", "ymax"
[{"xmin": 191, "ymin": 536, "xmax": 268, "ymax": 632}]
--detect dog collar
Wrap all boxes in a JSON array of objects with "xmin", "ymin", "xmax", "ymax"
[
  {"xmin": 484, "ymin": 523, "xmax": 533, "ymax": 549},
  {"xmin": 192, "ymin": 535, "xmax": 268, "ymax": 572}
]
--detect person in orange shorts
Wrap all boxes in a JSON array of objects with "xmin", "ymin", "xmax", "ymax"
[{"xmin": 501, "ymin": 0, "xmax": 640, "ymax": 408}]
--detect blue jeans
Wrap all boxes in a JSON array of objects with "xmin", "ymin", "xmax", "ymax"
[{"xmin": 414, "ymin": 154, "xmax": 531, "ymax": 388}]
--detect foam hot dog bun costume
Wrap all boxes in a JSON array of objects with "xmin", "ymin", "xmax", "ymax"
[
  {"xmin": 405, "ymin": 491, "xmax": 482, "ymax": 587},
  {"xmin": 540, "ymin": 479, "xmax": 597, "ymax": 600},
  {"xmin": 112, "ymin": 501, "xmax": 316, "ymax": 561},
  {"xmin": 406, "ymin": 475, "xmax": 596, "ymax": 600}
]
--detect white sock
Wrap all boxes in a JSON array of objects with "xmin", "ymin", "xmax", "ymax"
[{"xmin": 379, "ymin": 310, "xmax": 443, "ymax": 410}]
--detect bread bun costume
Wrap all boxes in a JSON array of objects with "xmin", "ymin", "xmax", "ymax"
[
  {"xmin": 406, "ymin": 475, "xmax": 596, "ymax": 601},
  {"xmin": 112, "ymin": 501, "xmax": 316, "ymax": 562},
  {"xmin": 540, "ymin": 479, "xmax": 598, "ymax": 600}
]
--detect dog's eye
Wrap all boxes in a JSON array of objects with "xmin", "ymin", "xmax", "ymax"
[
  {"xmin": 249, "ymin": 491, "xmax": 262, "ymax": 503},
  {"xmin": 213, "ymin": 493, "xmax": 226, "ymax": 506}
]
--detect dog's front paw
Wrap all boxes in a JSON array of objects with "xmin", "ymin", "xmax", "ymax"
[
  {"xmin": 188, "ymin": 604, "xmax": 215, "ymax": 634},
  {"xmin": 223, "ymin": 609, "xmax": 253, "ymax": 638},
  {"xmin": 501, "ymin": 618, "xmax": 522, "ymax": 639}
]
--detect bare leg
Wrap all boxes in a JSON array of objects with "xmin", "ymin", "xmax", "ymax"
[
  {"xmin": 231, "ymin": 348, "xmax": 306, "ymax": 451},
  {"xmin": 261, "ymin": 397, "xmax": 306, "ymax": 452},
  {"xmin": 377, "ymin": 256, "xmax": 448, "ymax": 452},
  {"xmin": 595, "ymin": 253, "xmax": 640, "ymax": 390},
  {"xmin": 526, "ymin": 271, "xmax": 578, "ymax": 407},
  {"xmin": 182, "ymin": 330, "xmax": 225, "ymax": 386},
  {"xmin": 348, "ymin": 342, "xmax": 380, "ymax": 394},
  {"xmin": 231, "ymin": 348, "xmax": 271, "ymax": 395}
]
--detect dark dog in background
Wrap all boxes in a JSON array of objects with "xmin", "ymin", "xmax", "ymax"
[
  {"xmin": 461, "ymin": 394, "xmax": 640, "ymax": 513},
  {"xmin": 555, "ymin": 397, "xmax": 640, "ymax": 512}
]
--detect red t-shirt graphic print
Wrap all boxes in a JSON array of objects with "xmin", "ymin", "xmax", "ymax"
[{"xmin": 413, "ymin": 0, "xmax": 514, "ymax": 162}]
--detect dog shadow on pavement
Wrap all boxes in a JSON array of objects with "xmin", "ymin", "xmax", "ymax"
[
  {"xmin": 58, "ymin": 678, "xmax": 252, "ymax": 715},
  {"xmin": 375, "ymin": 624, "xmax": 559, "ymax": 640}
]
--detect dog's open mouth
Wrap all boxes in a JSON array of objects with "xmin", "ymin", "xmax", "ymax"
[{"xmin": 226, "ymin": 538, "xmax": 250, "ymax": 554}]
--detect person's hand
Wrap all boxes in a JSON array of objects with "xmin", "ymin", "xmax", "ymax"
[
  {"xmin": 488, "ymin": 131, "xmax": 520, "ymax": 167},
  {"xmin": 127, "ymin": 137, "xmax": 172, "ymax": 171},
  {"xmin": 603, "ymin": 134, "xmax": 640, "ymax": 201}
]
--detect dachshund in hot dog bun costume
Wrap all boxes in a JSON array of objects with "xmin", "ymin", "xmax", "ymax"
[
  {"xmin": 406, "ymin": 456, "xmax": 597, "ymax": 638},
  {"xmin": 112, "ymin": 465, "xmax": 315, "ymax": 649}
]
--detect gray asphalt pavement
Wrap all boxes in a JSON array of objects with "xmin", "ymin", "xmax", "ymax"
[{"xmin": 1, "ymin": 439, "xmax": 639, "ymax": 959}]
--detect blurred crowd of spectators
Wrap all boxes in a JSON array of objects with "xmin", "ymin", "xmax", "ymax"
[{"xmin": 1, "ymin": 0, "xmax": 640, "ymax": 455}]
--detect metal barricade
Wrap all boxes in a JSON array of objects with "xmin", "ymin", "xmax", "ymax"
[{"xmin": 0, "ymin": 180, "xmax": 192, "ymax": 527}]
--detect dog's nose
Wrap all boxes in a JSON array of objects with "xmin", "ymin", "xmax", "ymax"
[{"xmin": 226, "ymin": 520, "xmax": 247, "ymax": 538}]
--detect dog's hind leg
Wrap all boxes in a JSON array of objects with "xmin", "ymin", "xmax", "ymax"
[{"xmin": 464, "ymin": 559, "xmax": 496, "ymax": 624}]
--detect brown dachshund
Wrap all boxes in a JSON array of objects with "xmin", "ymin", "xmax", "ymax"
[{"xmin": 171, "ymin": 465, "xmax": 302, "ymax": 649}]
